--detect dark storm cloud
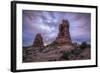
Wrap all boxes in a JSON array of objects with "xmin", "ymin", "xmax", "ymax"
[{"xmin": 22, "ymin": 10, "xmax": 91, "ymax": 47}]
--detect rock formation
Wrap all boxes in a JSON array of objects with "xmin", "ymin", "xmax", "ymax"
[
  {"xmin": 33, "ymin": 33, "xmax": 44, "ymax": 47},
  {"xmin": 53, "ymin": 20, "xmax": 72, "ymax": 45}
]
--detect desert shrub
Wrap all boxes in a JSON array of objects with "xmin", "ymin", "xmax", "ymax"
[
  {"xmin": 70, "ymin": 49, "xmax": 74, "ymax": 54},
  {"xmin": 87, "ymin": 44, "xmax": 91, "ymax": 48},
  {"xmin": 73, "ymin": 42, "xmax": 79, "ymax": 48},
  {"xmin": 80, "ymin": 55, "xmax": 84, "ymax": 58},
  {"xmin": 61, "ymin": 51, "xmax": 70, "ymax": 60},
  {"xmin": 70, "ymin": 48, "xmax": 81, "ymax": 56},
  {"xmin": 73, "ymin": 49, "xmax": 81, "ymax": 56},
  {"xmin": 80, "ymin": 42, "xmax": 87, "ymax": 50}
]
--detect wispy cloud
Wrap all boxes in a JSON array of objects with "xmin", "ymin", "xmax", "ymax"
[{"xmin": 23, "ymin": 10, "xmax": 91, "ymax": 47}]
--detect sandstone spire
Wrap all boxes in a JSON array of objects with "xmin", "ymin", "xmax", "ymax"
[
  {"xmin": 33, "ymin": 33, "xmax": 44, "ymax": 47},
  {"xmin": 53, "ymin": 19, "xmax": 72, "ymax": 45}
]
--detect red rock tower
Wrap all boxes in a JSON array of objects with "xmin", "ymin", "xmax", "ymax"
[
  {"xmin": 54, "ymin": 20, "xmax": 72, "ymax": 45},
  {"xmin": 33, "ymin": 33, "xmax": 44, "ymax": 47}
]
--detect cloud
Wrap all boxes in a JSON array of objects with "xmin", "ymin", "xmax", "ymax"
[{"xmin": 22, "ymin": 10, "xmax": 91, "ymax": 47}]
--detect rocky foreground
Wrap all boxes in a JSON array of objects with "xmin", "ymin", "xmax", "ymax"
[{"xmin": 23, "ymin": 45, "xmax": 91, "ymax": 62}]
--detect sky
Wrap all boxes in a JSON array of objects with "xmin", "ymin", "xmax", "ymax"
[{"xmin": 22, "ymin": 10, "xmax": 91, "ymax": 47}]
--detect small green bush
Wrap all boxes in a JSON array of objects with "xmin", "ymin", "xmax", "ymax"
[
  {"xmin": 80, "ymin": 42, "xmax": 87, "ymax": 50},
  {"xmin": 61, "ymin": 51, "xmax": 70, "ymax": 60}
]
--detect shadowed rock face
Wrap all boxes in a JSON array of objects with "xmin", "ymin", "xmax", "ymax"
[
  {"xmin": 53, "ymin": 20, "xmax": 72, "ymax": 45},
  {"xmin": 33, "ymin": 33, "xmax": 44, "ymax": 47}
]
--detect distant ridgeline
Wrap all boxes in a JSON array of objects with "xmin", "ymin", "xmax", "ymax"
[{"xmin": 23, "ymin": 20, "xmax": 91, "ymax": 62}]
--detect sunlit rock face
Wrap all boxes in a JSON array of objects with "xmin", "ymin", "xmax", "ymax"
[
  {"xmin": 52, "ymin": 20, "xmax": 73, "ymax": 46},
  {"xmin": 33, "ymin": 33, "xmax": 44, "ymax": 47}
]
